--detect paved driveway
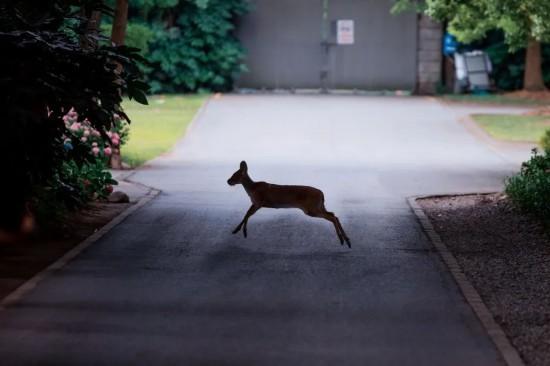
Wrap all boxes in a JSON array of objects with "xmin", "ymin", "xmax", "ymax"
[{"xmin": 0, "ymin": 96, "xmax": 530, "ymax": 365}]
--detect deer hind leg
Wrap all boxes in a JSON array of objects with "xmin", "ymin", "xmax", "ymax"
[
  {"xmin": 306, "ymin": 209, "xmax": 345, "ymax": 246},
  {"xmin": 232, "ymin": 204, "xmax": 260, "ymax": 238},
  {"xmin": 331, "ymin": 213, "xmax": 351, "ymax": 248}
]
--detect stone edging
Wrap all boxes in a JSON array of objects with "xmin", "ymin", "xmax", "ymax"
[
  {"xmin": 0, "ymin": 187, "xmax": 160, "ymax": 311},
  {"xmin": 407, "ymin": 196, "xmax": 525, "ymax": 366}
]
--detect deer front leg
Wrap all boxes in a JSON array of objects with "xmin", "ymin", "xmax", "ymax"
[{"xmin": 232, "ymin": 205, "xmax": 260, "ymax": 238}]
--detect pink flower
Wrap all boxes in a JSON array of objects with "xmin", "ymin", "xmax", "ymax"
[
  {"xmin": 106, "ymin": 131, "xmax": 112, "ymax": 138},
  {"xmin": 69, "ymin": 122, "xmax": 81, "ymax": 131},
  {"xmin": 111, "ymin": 132, "xmax": 120, "ymax": 140},
  {"xmin": 80, "ymin": 137, "xmax": 87, "ymax": 143},
  {"xmin": 92, "ymin": 147, "xmax": 100, "ymax": 156},
  {"xmin": 104, "ymin": 147, "xmax": 112, "ymax": 156},
  {"xmin": 68, "ymin": 108, "xmax": 77, "ymax": 118},
  {"xmin": 111, "ymin": 138, "xmax": 120, "ymax": 146},
  {"xmin": 92, "ymin": 142, "xmax": 98, "ymax": 147},
  {"xmin": 83, "ymin": 129, "xmax": 90, "ymax": 137},
  {"xmin": 92, "ymin": 130, "xmax": 101, "ymax": 137}
]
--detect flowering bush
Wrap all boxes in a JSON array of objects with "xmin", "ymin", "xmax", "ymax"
[
  {"xmin": 59, "ymin": 108, "xmax": 129, "ymax": 202},
  {"xmin": 0, "ymin": 1, "xmax": 148, "ymax": 233},
  {"xmin": 62, "ymin": 108, "xmax": 128, "ymax": 159}
]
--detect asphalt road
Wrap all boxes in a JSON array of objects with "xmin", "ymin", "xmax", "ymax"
[{"xmin": 0, "ymin": 96, "xmax": 531, "ymax": 365}]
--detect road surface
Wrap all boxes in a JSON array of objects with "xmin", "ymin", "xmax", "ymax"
[{"xmin": 0, "ymin": 96, "xmax": 531, "ymax": 365}]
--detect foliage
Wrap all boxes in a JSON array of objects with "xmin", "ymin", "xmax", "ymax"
[
  {"xmin": 505, "ymin": 149, "xmax": 550, "ymax": 222},
  {"xmin": 125, "ymin": 0, "xmax": 249, "ymax": 93},
  {"xmin": 0, "ymin": 0, "xmax": 148, "ymax": 232},
  {"xmin": 121, "ymin": 94, "xmax": 207, "ymax": 166},
  {"xmin": 100, "ymin": 21, "xmax": 154, "ymax": 55},
  {"xmin": 541, "ymin": 129, "xmax": 550, "ymax": 153},
  {"xmin": 393, "ymin": 0, "xmax": 550, "ymax": 49}
]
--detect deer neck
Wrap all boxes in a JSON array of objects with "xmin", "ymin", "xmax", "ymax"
[{"xmin": 241, "ymin": 173, "xmax": 254, "ymax": 194}]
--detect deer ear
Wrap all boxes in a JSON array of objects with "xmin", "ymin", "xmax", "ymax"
[{"xmin": 240, "ymin": 161, "xmax": 247, "ymax": 171}]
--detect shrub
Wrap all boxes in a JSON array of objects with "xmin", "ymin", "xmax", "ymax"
[
  {"xmin": 51, "ymin": 109, "xmax": 121, "ymax": 211},
  {"xmin": 0, "ymin": 1, "xmax": 148, "ymax": 232},
  {"xmin": 505, "ymin": 149, "xmax": 550, "ymax": 222},
  {"xmin": 146, "ymin": 0, "xmax": 249, "ymax": 93},
  {"xmin": 100, "ymin": 21, "xmax": 154, "ymax": 55},
  {"xmin": 541, "ymin": 129, "xmax": 550, "ymax": 154}
]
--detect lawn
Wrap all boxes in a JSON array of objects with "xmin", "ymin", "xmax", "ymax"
[
  {"xmin": 121, "ymin": 94, "xmax": 208, "ymax": 167},
  {"xmin": 442, "ymin": 94, "xmax": 549, "ymax": 106},
  {"xmin": 471, "ymin": 114, "xmax": 550, "ymax": 143}
]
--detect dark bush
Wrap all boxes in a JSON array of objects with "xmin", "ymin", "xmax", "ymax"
[
  {"xmin": 123, "ymin": 0, "xmax": 249, "ymax": 93},
  {"xmin": 505, "ymin": 149, "xmax": 550, "ymax": 222},
  {"xmin": 0, "ymin": 1, "xmax": 148, "ymax": 232}
]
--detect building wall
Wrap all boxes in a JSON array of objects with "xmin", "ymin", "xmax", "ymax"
[{"xmin": 236, "ymin": 0, "xmax": 419, "ymax": 91}]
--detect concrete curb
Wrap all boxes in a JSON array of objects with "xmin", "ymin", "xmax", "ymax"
[
  {"xmin": 407, "ymin": 195, "xmax": 525, "ymax": 366},
  {"xmin": 0, "ymin": 188, "xmax": 160, "ymax": 311}
]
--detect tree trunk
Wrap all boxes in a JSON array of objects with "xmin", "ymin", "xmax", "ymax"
[
  {"xmin": 523, "ymin": 37, "xmax": 546, "ymax": 91},
  {"xmin": 111, "ymin": 0, "xmax": 128, "ymax": 46},
  {"xmin": 109, "ymin": 0, "xmax": 129, "ymax": 170},
  {"xmin": 80, "ymin": 10, "xmax": 102, "ymax": 50}
]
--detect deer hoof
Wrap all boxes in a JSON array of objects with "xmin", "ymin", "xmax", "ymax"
[{"xmin": 232, "ymin": 228, "xmax": 240, "ymax": 234}]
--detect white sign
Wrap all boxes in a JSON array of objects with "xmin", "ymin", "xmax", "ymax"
[{"xmin": 337, "ymin": 20, "xmax": 354, "ymax": 45}]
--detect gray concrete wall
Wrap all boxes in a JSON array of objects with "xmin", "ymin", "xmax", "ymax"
[
  {"xmin": 326, "ymin": 0, "xmax": 417, "ymax": 90},
  {"xmin": 416, "ymin": 15, "xmax": 443, "ymax": 94},
  {"xmin": 236, "ymin": 0, "xmax": 324, "ymax": 89},
  {"xmin": 236, "ymin": 0, "xmax": 418, "ymax": 91}
]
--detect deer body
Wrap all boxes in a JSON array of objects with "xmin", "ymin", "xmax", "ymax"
[{"xmin": 228, "ymin": 161, "xmax": 351, "ymax": 248}]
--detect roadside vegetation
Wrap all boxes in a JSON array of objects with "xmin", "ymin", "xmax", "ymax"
[
  {"xmin": 443, "ymin": 94, "xmax": 550, "ymax": 106},
  {"xmin": 121, "ymin": 95, "xmax": 208, "ymax": 167},
  {"xmin": 0, "ymin": 1, "xmax": 148, "ymax": 235},
  {"xmin": 469, "ymin": 113, "xmax": 550, "ymax": 223},
  {"xmin": 505, "ymin": 146, "xmax": 550, "ymax": 223},
  {"xmin": 471, "ymin": 114, "xmax": 550, "ymax": 143},
  {"xmin": 101, "ymin": 0, "xmax": 249, "ymax": 93}
]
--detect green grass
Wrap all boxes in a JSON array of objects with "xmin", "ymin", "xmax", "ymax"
[
  {"xmin": 442, "ymin": 94, "xmax": 549, "ymax": 106},
  {"xmin": 472, "ymin": 114, "xmax": 550, "ymax": 142},
  {"xmin": 121, "ymin": 94, "xmax": 208, "ymax": 167}
]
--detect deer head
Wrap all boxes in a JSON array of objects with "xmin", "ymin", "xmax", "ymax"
[{"xmin": 227, "ymin": 161, "xmax": 248, "ymax": 186}]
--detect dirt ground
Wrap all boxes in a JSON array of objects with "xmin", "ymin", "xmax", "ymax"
[
  {"xmin": 0, "ymin": 201, "xmax": 131, "ymax": 301},
  {"xmin": 418, "ymin": 193, "xmax": 550, "ymax": 366}
]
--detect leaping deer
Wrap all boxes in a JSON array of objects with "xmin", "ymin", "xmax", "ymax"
[{"xmin": 227, "ymin": 161, "xmax": 351, "ymax": 248}]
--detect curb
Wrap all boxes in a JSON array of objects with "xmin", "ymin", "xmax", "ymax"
[
  {"xmin": 407, "ymin": 196, "xmax": 525, "ymax": 366},
  {"xmin": 0, "ymin": 188, "xmax": 160, "ymax": 311}
]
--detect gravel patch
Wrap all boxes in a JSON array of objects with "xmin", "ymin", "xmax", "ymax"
[{"xmin": 418, "ymin": 193, "xmax": 550, "ymax": 366}]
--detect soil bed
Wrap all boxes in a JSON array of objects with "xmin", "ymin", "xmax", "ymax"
[
  {"xmin": 0, "ymin": 201, "xmax": 131, "ymax": 301},
  {"xmin": 418, "ymin": 193, "xmax": 550, "ymax": 366}
]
